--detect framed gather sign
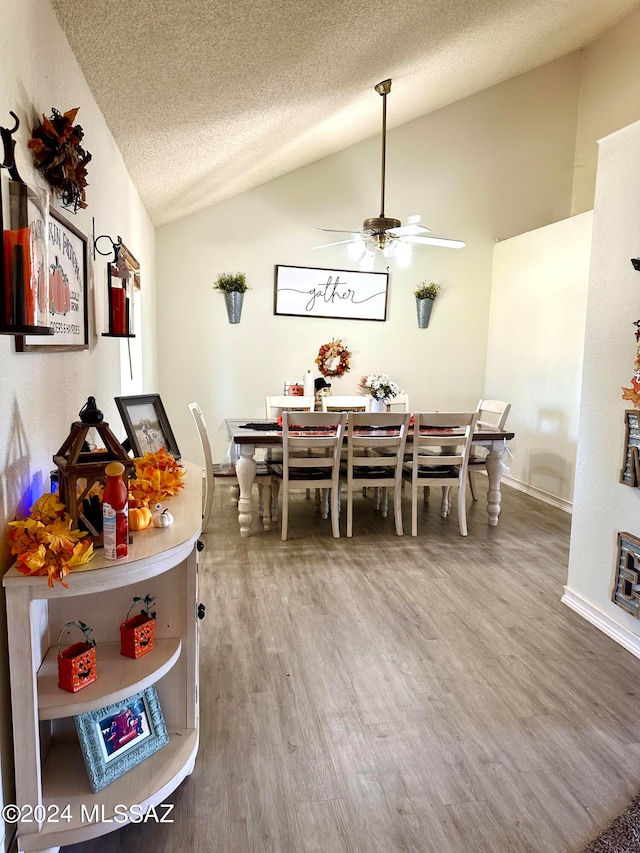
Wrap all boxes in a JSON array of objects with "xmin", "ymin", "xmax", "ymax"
[
  {"xmin": 274, "ymin": 264, "xmax": 389, "ymax": 321},
  {"xmin": 16, "ymin": 207, "xmax": 89, "ymax": 351}
]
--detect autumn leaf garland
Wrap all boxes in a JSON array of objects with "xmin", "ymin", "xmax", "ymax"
[{"xmin": 8, "ymin": 493, "xmax": 94, "ymax": 588}]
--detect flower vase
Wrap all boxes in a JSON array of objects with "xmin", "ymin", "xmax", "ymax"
[
  {"xmin": 370, "ymin": 399, "xmax": 387, "ymax": 413},
  {"xmin": 416, "ymin": 296, "xmax": 434, "ymax": 328},
  {"xmin": 225, "ymin": 292, "xmax": 244, "ymax": 324}
]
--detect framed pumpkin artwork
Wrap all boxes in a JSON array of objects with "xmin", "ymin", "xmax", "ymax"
[{"xmin": 15, "ymin": 207, "xmax": 89, "ymax": 352}]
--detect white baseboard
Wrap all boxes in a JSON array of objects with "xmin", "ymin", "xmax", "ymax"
[
  {"xmin": 495, "ymin": 473, "xmax": 573, "ymax": 514},
  {"xmin": 561, "ymin": 587, "xmax": 640, "ymax": 659}
]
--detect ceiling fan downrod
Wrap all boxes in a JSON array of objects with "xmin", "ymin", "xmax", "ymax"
[{"xmin": 363, "ymin": 79, "xmax": 400, "ymax": 242}]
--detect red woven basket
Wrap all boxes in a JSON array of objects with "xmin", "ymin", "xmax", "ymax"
[{"xmin": 120, "ymin": 613, "xmax": 155, "ymax": 659}]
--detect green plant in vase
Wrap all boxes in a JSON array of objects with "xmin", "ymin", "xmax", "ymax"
[
  {"xmin": 414, "ymin": 281, "xmax": 440, "ymax": 328},
  {"xmin": 213, "ymin": 272, "xmax": 248, "ymax": 324}
]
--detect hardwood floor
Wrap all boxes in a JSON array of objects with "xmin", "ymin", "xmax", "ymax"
[{"xmin": 64, "ymin": 483, "xmax": 640, "ymax": 852}]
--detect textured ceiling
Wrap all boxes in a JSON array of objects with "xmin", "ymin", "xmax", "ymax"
[{"xmin": 51, "ymin": 0, "xmax": 640, "ymax": 226}]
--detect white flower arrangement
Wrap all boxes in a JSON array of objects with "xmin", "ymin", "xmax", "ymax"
[{"xmin": 358, "ymin": 373, "xmax": 402, "ymax": 402}]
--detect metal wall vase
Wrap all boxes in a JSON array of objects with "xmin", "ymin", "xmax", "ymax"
[
  {"xmin": 225, "ymin": 292, "xmax": 244, "ymax": 324},
  {"xmin": 416, "ymin": 297, "xmax": 434, "ymax": 329}
]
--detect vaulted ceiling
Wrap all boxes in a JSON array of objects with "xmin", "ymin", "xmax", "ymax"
[{"xmin": 51, "ymin": 0, "xmax": 640, "ymax": 226}]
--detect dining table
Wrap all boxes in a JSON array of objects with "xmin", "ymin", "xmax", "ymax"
[{"xmin": 225, "ymin": 418, "xmax": 515, "ymax": 537}]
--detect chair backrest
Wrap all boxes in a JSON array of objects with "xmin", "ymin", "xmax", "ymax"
[
  {"xmin": 475, "ymin": 399, "xmax": 511, "ymax": 431},
  {"xmin": 265, "ymin": 395, "xmax": 314, "ymax": 418},
  {"xmin": 188, "ymin": 402, "xmax": 214, "ymax": 532},
  {"xmin": 411, "ymin": 411, "xmax": 479, "ymax": 476},
  {"xmin": 346, "ymin": 412, "xmax": 411, "ymax": 479},
  {"xmin": 387, "ymin": 393, "xmax": 410, "ymax": 413},
  {"xmin": 281, "ymin": 411, "xmax": 347, "ymax": 482},
  {"xmin": 321, "ymin": 395, "xmax": 369, "ymax": 412}
]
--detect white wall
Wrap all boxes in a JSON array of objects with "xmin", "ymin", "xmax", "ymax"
[
  {"xmin": 486, "ymin": 212, "xmax": 593, "ymax": 507},
  {"xmin": 572, "ymin": 5, "xmax": 640, "ymax": 215},
  {"xmin": 0, "ymin": 3, "xmax": 157, "ymax": 845},
  {"xmin": 157, "ymin": 56, "xmax": 581, "ymax": 465},
  {"xmin": 566, "ymin": 120, "xmax": 640, "ymax": 645}
]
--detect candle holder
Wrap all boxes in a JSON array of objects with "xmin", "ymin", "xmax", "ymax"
[
  {"xmin": 93, "ymin": 223, "xmax": 136, "ymax": 338},
  {"xmin": 0, "ymin": 112, "xmax": 52, "ymax": 336}
]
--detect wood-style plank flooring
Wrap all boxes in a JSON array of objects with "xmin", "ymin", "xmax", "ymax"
[{"xmin": 64, "ymin": 482, "xmax": 640, "ymax": 852}]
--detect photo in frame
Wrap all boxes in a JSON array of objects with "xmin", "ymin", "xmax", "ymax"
[
  {"xmin": 74, "ymin": 685, "xmax": 169, "ymax": 793},
  {"xmin": 115, "ymin": 394, "xmax": 181, "ymax": 459},
  {"xmin": 15, "ymin": 207, "xmax": 89, "ymax": 351},
  {"xmin": 274, "ymin": 264, "xmax": 389, "ymax": 321}
]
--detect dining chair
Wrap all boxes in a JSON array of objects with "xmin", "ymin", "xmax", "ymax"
[
  {"xmin": 387, "ymin": 393, "xmax": 410, "ymax": 413},
  {"xmin": 188, "ymin": 402, "xmax": 272, "ymax": 533},
  {"xmin": 342, "ymin": 411, "xmax": 411, "ymax": 537},
  {"xmin": 265, "ymin": 395, "xmax": 314, "ymax": 418},
  {"xmin": 468, "ymin": 399, "xmax": 511, "ymax": 500},
  {"xmin": 403, "ymin": 411, "xmax": 479, "ymax": 536},
  {"xmin": 321, "ymin": 395, "xmax": 369, "ymax": 412},
  {"xmin": 269, "ymin": 411, "xmax": 347, "ymax": 540}
]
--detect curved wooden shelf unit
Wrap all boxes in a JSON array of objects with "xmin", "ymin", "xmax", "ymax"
[
  {"xmin": 19, "ymin": 729, "xmax": 198, "ymax": 851},
  {"xmin": 3, "ymin": 462, "xmax": 202, "ymax": 852},
  {"xmin": 38, "ymin": 637, "xmax": 182, "ymax": 720}
]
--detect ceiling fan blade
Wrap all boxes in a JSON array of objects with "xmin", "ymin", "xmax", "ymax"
[
  {"xmin": 313, "ymin": 227, "xmax": 360, "ymax": 234},
  {"xmin": 404, "ymin": 235, "xmax": 466, "ymax": 249},
  {"xmin": 387, "ymin": 223, "xmax": 431, "ymax": 237},
  {"xmin": 311, "ymin": 238, "xmax": 356, "ymax": 249}
]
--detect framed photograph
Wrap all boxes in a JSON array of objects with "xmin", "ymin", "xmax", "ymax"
[
  {"xmin": 74, "ymin": 686, "xmax": 169, "ymax": 793},
  {"xmin": 115, "ymin": 393, "xmax": 181, "ymax": 459},
  {"xmin": 274, "ymin": 264, "xmax": 389, "ymax": 321},
  {"xmin": 15, "ymin": 207, "xmax": 89, "ymax": 351}
]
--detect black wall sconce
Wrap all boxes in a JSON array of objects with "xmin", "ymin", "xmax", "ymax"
[
  {"xmin": 92, "ymin": 219, "xmax": 135, "ymax": 338},
  {"xmin": 631, "ymin": 258, "xmax": 640, "ymax": 272},
  {"xmin": 0, "ymin": 112, "xmax": 52, "ymax": 335}
]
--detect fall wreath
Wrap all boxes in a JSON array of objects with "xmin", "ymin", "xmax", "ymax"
[
  {"xmin": 28, "ymin": 107, "xmax": 92, "ymax": 213},
  {"xmin": 315, "ymin": 338, "xmax": 351, "ymax": 378}
]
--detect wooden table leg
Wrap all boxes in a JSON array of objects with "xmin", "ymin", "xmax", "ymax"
[
  {"xmin": 261, "ymin": 481, "xmax": 272, "ymax": 532},
  {"xmin": 485, "ymin": 441, "xmax": 507, "ymax": 526},
  {"xmin": 236, "ymin": 445, "xmax": 257, "ymax": 537}
]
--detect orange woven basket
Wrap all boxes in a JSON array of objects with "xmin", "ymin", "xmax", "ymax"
[{"xmin": 57, "ymin": 622, "xmax": 97, "ymax": 693}]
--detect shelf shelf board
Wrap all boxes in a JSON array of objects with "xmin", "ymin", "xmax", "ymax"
[
  {"xmin": 17, "ymin": 727, "xmax": 198, "ymax": 851},
  {"xmin": 37, "ymin": 638, "xmax": 182, "ymax": 720}
]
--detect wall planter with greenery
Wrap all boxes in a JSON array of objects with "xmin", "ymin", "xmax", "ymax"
[
  {"xmin": 213, "ymin": 272, "xmax": 248, "ymax": 324},
  {"xmin": 414, "ymin": 281, "xmax": 440, "ymax": 328}
]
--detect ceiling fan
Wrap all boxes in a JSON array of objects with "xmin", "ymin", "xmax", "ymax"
[{"xmin": 312, "ymin": 79, "xmax": 465, "ymax": 265}]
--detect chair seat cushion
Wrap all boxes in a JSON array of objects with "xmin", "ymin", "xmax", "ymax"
[
  {"xmin": 267, "ymin": 463, "xmax": 332, "ymax": 480},
  {"xmin": 343, "ymin": 464, "xmax": 396, "ymax": 478},
  {"xmin": 468, "ymin": 454, "xmax": 487, "ymax": 466},
  {"xmin": 403, "ymin": 463, "xmax": 460, "ymax": 477}
]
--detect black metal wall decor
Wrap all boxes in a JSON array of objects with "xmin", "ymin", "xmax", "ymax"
[
  {"xmin": 0, "ymin": 112, "xmax": 52, "ymax": 335},
  {"xmin": 93, "ymin": 222, "xmax": 136, "ymax": 338}
]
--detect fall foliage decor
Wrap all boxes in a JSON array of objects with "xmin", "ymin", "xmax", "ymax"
[
  {"xmin": 128, "ymin": 448, "xmax": 186, "ymax": 508},
  {"xmin": 621, "ymin": 320, "xmax": 640, "ymax": 407},
  {"xmin": 28, "ymin": 107, "xmax": 92, "ymax": 213},
  {"xmin": 8, "ymin": 494, "xmax": 94, "ymax": 588},
  {"xmin": 315, "ymin": 338, "xmax": 351, "ymax": 378}
]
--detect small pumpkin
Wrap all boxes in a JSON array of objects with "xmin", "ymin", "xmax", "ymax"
[
  {"xmin": 129, "ymin": 505, "xmax": 152, "ymax": 531},
  {"xmin": 152, "ymin": 503, "xmax": 174, "ymax": 528}
]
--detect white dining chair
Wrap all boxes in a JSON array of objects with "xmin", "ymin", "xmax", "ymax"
[
  {"xmin": 468, "ymin": 399, "xmax": 511, "ymax": 500},
  {"xmin": 387, "ymin": 393, "xmax": 410, "ymax": 413},
  {"xmin": 321, "ymin": 395, "xmax": 369, "ymax": 412},
  {"xmin": 403, "ymin": 411, "xmax": 479, "ymax": 536},
  {"xmin": 269, "ymin": 411, "xmax": 347, "ymax": 540},
  {"xmin": 342, "ymin": 411, "xmax": 411, "ymax": 537},
  {"xmin": 189, "ymin": 402, "xmax": 272, "ymax": 533},
  {"xmin": 265, "ymin": 395, "xmax": 314, "ymax": 418}
]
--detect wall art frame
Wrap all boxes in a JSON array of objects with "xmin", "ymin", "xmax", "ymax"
[
  {"xmin": 115, "ymin": 393, "xmax": 181, "ymax": 459},
  {"xmin": 15, "ymin": 206, "xmax": 89, "ymax": 351},
  {"xmin": 74, "ymin": 685, "xmax": 169, "ymax": 793},
  {"xmin": 274, "ymin": 264, "xmax": 389, "ymax": 321},
  {"xmin": 620, "ymin": 409, "xmax": 640, "ymax": 486}
]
